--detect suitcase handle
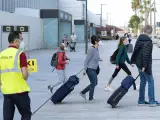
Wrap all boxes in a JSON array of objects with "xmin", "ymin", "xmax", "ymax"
[
  {"xmin": 76, "ymin": 69, "xmax": 85, "ymax": 80},
  {"xmin": 135, "ymin": 74, "xmax": 140, "ymax": 80},
  {"xmin": 134, "ymin": 72, "xmax": 143, "ymax": 81},
  {"xmin": 76, "ymin": 68, "xmax": 84, "ymax": 76}
]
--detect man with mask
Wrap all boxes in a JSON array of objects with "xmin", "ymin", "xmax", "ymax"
[
  {"xmin": 19, "ymin": 31, "xmax": 25, "ymax": 51},
  {"xmin": 131, "ymin": 25, "xmax": 160, "ymax": 107},
  {"xmin": 0, "ymin": 31, "xmax": 32, "ymax": 119}
]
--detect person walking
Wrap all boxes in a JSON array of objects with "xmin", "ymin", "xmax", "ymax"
[
  {"xmin": 80, "ymin": 35, "xmax": 100, "ymax": 102},
  {"xmin": 131, "ymin": 25, "xmax": 160, "ymax": 107},
  {"xmin": 105, "ymin": 36, "xmax": 136, "ymax": 91},
  {"xmin": 0, "ymin": 31, "xmax": 32, "ymax": 120},
  {"xmin": 70, "ymin": 33, "xmax": 77, "ymax": 51},
  {"xmin": 48, "ymin": 44, "xmax": 70, "ymax": 93}
]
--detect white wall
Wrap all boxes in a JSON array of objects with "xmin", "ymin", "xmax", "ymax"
[
  {"xmin": 39, "ymin": 0, "xmax": 58, "ymax": 9},
  {"xmin": 59, "ymin": 0, "xmax": 83, "ymax": 32},
  {"xmin": 88, "ymin": 10, "xmax": 100, "ymax": 26},
  {"xmin": 59, "ymin": 0, "xmax": 106, "ymax": 31},
  {"xmin": 15, "ymin": 8, "xmax": 40, "ymax": 18},
  {"xmin": 59, "ymin": 0, "xmax": 83, "ymax": 19},
  {"xmin": 0, "ymin": 11, "xmax": 43, "ymax": 51},
  {"xmin": 0, "ymin": 0, "xmax": 58, "ymax": 12}
]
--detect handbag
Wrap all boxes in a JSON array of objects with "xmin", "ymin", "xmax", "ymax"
[{"xmin": 96, "ymin": 66, "xmax": 100, "ymax": 75}]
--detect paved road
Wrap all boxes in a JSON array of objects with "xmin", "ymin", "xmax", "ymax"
[{"xmin": 1, "ymin": 40, "xmax": 160, "ymax": 120}]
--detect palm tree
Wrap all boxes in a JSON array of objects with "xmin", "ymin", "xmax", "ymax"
[
  {"xmin": 139, "ymin": 0, "xmax": 151, "ymax": 25},
  {"xmin": 131, "ymin": 0, "xmax": 138, "ymax": 15}
]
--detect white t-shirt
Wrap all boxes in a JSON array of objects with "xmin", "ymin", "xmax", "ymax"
[{"xmin": 70, "ymin": 35, "xmax": 77, "ymax": 42}]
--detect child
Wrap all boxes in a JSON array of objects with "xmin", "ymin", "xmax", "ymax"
[
  {"xmin": 48, "ymin": 44, "xmax": 70, "ymax": 93},
  {"xmin": 105, "ymin": 36, "xmax": 136, "ymax": 91}
]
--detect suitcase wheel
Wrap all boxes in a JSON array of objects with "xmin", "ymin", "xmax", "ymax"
[{"xmin": 112, "ymin": 104, "xmax": 116, "ymax": 108}]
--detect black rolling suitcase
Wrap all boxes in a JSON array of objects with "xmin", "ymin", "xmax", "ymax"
[
  {"xmin": 51, "ymin": 70, "xmax": 84, "ymax": 104},
  {"xmin": 107, "ymin": 75, "xmax": 139, "ymax": 108},
  {"xmin": 107, "ymin": 86, "xmax": 128, "ymax": 108}
]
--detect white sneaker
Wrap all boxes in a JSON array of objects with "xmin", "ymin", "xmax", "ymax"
[
  {"xmin": 88, "ymin": 99, "xmax": 98, "ymax": 103},
  {"xmin": 80, "ymin": 92, "xmax": 87, "ymax": 100},
  {"xmin": 105, "ymin": 86, "xmax": 114, "ymax": 91}
]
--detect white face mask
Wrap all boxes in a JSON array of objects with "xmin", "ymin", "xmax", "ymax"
[{"xmin": 125, "ymin": 42, "xmax": 129, "ymax": 45}]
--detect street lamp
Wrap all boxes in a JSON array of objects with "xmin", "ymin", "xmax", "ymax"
[
  {"xmin": 77, "ymin": 0, "xmax": 88, "ymax": 54},
  {"xmin": 96, "ymin": 14, "xmax": 101, "ymax": 26},
  {"xmin": 101, "ymin": 4, "xmax": 106, "ymax": 28}
]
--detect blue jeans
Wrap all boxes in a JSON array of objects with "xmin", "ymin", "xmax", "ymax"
[
  {"xmin": 81, "ymin": 68, "xmax": 98, "ymax": 100},
  {"xmin": 138, "ymin": 69, "xmax": 155, "ymax": 104}
]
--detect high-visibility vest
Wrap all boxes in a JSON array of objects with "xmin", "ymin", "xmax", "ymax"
[{"xmin": 0, "ymin": 47, "xmax": 30, "ymax": 94}]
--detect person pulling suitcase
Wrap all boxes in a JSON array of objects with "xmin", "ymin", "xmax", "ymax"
[
  {"xmin": 48, "ymin": 43, "xmax": 70, "ymax": 93},
  {"xmin": 105, "ymin": 36, "xmax": 136, "ymax": 91},
  {"xmin": 80, "ymin": 35, "xmax": 101, "ymax": 102},
  {"xmin": 31, "ymin": 69, "xmax": 85, "ymax": 115},
  {"xmin": 107, "ymin": 74, "xmax": 140, "ymax": 108}
]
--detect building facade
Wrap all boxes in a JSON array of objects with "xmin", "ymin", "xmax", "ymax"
[
  {"xmin": 0, "ymin": 0, "xmax": 58, "ymax": 12},
  {"xmin": 0, "ymin": 0, "xmax": 106, "ymax": 45},
  {"xmin": 59, "ymin": 0, "xmax": 104, "ymax": 42}
]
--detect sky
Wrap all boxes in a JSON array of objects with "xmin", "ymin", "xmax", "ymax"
[{"xmin": 87, "ymin": 0, "xmax": 134, "ymax": 26}]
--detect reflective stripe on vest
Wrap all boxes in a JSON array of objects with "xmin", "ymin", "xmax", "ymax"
[{"xmin": 0, "ymin": 49, "xmax": 22, "ymax": 74}]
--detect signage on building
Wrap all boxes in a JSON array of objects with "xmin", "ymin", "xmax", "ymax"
[
  {"xmin": 64, "ymin": 14, "xmax": 68, "ymax": 20},
  {"xmin": 68, "ymin": 15, "xmax": 72, "ymax": 21},
  {"xmin": 59, "ymin": 11, "xmax": 72, "ymax": 22},
  {"xmin": 2, "ymin": 26, "xmax": 14, "ymax": 32},
  {"xmin": 60, "ymin": 12, "xmax": 64, "ymax": 19},
  {"xmin": 16, "ymin": 26, "xmax": 29, "ymax": 32}
]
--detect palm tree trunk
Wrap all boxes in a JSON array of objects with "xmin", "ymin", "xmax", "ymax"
[
  {"xmin": 150, "ymin": 2, "xmax": 152, "ymax": 25},
  {"xmin": 135, "ymin": 8, "xmax": 137, "ymax": 15}
]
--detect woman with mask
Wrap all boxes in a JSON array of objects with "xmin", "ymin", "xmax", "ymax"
[
  {"xmin": 105, "ymin": 36, "xmax": 135, "ymax": 91},
  {"xmin": 80, "ymin": 35, "xmax": 100, "ymax": 102}
]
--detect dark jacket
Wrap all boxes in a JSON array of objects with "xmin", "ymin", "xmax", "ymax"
[
  {"xmin": 131, "ymin": 34, "xmax": 153, "ymax": 75},
  {"xmin": 116, "ymin": 45, "xmax": 131, "ymax": 65}
]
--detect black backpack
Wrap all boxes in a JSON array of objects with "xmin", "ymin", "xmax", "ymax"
[
  {"xmin": 50, "ymin": 52, "xmax": 58, "ymax": 67},
  {"xmin": 110, "ymin": 47, "xmax": 125, "ymax": 64}
]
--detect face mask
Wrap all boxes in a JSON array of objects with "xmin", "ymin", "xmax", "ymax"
[{"xmin": 125, "ymin": 42, "xmax": 129, "ymax": 45}]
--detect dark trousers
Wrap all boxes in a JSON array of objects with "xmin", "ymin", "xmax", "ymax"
[
  {"xmin": 3, "ymin": 92, "xmax": 32, "ymax": 120},
  {"xmin": 129, "ymin": 39, "xmax": 131, "ymax": 44},
  {"xmin": 112, "ymin": 63, "xmax": 136, "ymax": 90},
  {"xmin": 81, "ymin": 68, "xmax": 98, "ymax": 100}
]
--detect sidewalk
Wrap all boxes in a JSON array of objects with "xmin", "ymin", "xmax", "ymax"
[{"xmin": 1, "ymin": 40, "xmax": 160, "ymax": 120}]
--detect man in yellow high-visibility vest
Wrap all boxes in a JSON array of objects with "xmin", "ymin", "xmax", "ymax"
[{"xmin": 0, "ymin": 31, "xmax": 32, "ymax": 120}]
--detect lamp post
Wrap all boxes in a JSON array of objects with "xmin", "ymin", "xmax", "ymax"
[
  {"xmin": 96, "ymin": 14, "xmax": 101, "ymax": 26},
  {"xmin": 100, "ymin": 4, "xmax": 106, "ymax": 28},
  {"xmin": 77, "ymin": 0, "xmax": 88, "ymax": 54}
]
